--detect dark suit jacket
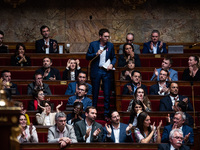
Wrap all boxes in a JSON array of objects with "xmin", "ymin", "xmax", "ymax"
[
  {"xmin": 86, "ymin": 40, "xmax": 116, "ymax": 79},
  {"xmin": 149, "ymin": 82, "xmax": 170, "ymax": 95},
  {"xmin": 11, "ymin": 55, "xmax": 31, "ymax": 66},
  {"xmin": 117, "ymin": 54, "xmax": 141, "ymax": 67},
  {"xmin": 35, "ymin": 39, "xmax": 58, "ymax": 53},
  {"xmin": 74, "ymin": 120, "xmax": 103, "ymax": 142},
  {"xmin": 64, "ymin": 81, "xmax": 92, "ymax": 95},
  {"xmin": 67, "ymin": 113, "xmax": 85, "ymax": 125},
  {"xmin": 0, "ymin": 45, "xmax": 9, "ymax": 53},
  {"xmin": 122, "ymin": 82, "xmax": 148, "ymax": 95},
  {"xmin": 158, "ymin": 143, "xmax": 190, "ymax": 150},
  {"xmin": 102, "ymin": 123, "xmax": 133, "ymax": 143},
  {"xmin": 27, "ymin": 82, "xmax": 52, "ymax": 95},
  {"xmin": 142, "ymin": 41, "xmax": 167, "ymax": 54},
  {"xmin": 62, "ymin": 69, "xmax": 81, "ymax": 80},
  {"xmin": 159, "ymin": 95, "xmax": 193, "ymax": 111},
  {"xmin": 161, "ymin": 124, "xmax": 194, "ymax": 144},
  {"xmin": 10, "ymin": 82, "xmax": 20, "ymax": 95},
  {"xmin": 35, "ymin": 67, "xmax": 61, "ymax": 80}
]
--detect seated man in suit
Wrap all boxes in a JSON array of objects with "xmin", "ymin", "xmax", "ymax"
[
  {"xmin": 66, "ymin": 83, "xmax": 92, "ymax": 111},
  {"xmin": 65, "ymin": 71, "xmax": 92, "ymax": 95},
  {"xmin": 159, "ymin": 82, "xmax": 193, "ymax": 111},
  {"xmin": 102, "ymin": 110, "xmax": 133, "ymax": 143},
  {"xmin": 151, "ymin": 57, "xmax": 178, "ymax": 81},
  {"xmin": 122, "ymin": 70, "xmax": 148, "ymax": 95},
  {"xmin": 35, "ymin": 57, "xmax": 61, "ymax": 80},
  {"xmin": 1, "ymin": 70, "xmax": 20, "ymax": 95},
  {"xmin": 35, "ymin": 25, "xmax": 58, "ymax": 53},
  {"xmin": 47, "ymin": 112, "xmax": 77, "ymax": 148},
  {"xmin": 0, "ymin": 30, "xmax": 8, "ymax": 53},
  {"xmin": 150, "ymin": 69, "xmax": 170, "ymax": 95},
  {"xmin": 142, "ymin": 30, "xmax": 167, "ymax": 54},
  {"xmin": 119, "ymin": 33, "xmax": 140, "ymax": 54},
  {"xmin": 161, "ymin": 111, "xmax": 194, "ymax": 144},
  {"xmin": 74, "ymin": 106, "xmax": 103, "ymax": 143},
  {"xmin": 158, "ymin": 129, "xmax": 190, "ymax": 150},
  {"xmin": 27, "ymin": 73, "xmax": 52, "ymax": 95}
]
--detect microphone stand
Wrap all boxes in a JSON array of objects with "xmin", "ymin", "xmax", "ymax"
[
  {"xmin": 189, "ymin": 42, "xmax": 200, "ymax": 48},
  {"xmin": 88, "ymin": 46, "xmax": 107, "ymax": 80},
  {"xmin": 191, "ymin": 81, "xmax": 196, "ymax": 129}
]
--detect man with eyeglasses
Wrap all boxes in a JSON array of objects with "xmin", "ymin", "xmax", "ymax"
[
  {"xmin": 48, "ymin": 112, "xmax": 77, "ymax": 148},
  {"xmin": 161, "ymin": 111, "xmax": 194, "ymax": 144},
  {"xmin": 27, "ymin": 73, "xmax": 52, "ymax": 95},
  {"xmin": 158, "ymin": 128, "xmax": 190, "ymax": 150},
  {"xmin": 66, "ymin": 83, "xmax": 92, "ymax": 111},
  {"xmin": 150, "ymin": 69, "xmax": 170, "ymax": 95},
  {"xmin": 65, "ymin": 71, "xmax": 92, "ymax": 95},
  {"xmin": 159, "ymin": 82, "xmax": 193, "ymax": 111},
  {"xmin": 119, "ymin": 33, "xmax": 141, "ymax": 54},
  {"xmin": 142, "ymin": 30, "xmax": 167, "ymax": 54}
]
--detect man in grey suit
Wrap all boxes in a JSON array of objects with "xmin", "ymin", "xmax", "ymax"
[
  {"xmin": 48, "ymin": 112, "xmax": 77, "ymax": 148},
  {"xmin": 27, "ymin": 73, "xmax": 52, "ymax": 95},
  {"xmin": 119, "ymin": 33, "xmax": 140, "ymax": 54},
  {"xmin": 74, "ymin": 106, "xmax": 103, "ymax": 143}
]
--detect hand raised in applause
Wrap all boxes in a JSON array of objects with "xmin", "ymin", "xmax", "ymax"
[{"xmin": 105, "ymin": 123, "xmax": 112, "ymax": 136}]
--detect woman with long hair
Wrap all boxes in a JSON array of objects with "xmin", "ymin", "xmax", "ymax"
[
  {"xmin": 134, "ymin": 112, "xmax": 162, "ymax": 143},
  {"xmin": 127, "ymin": 87, "xmax": 151, "ymax": 112},
  {"xmin": 120, "ymin": 59, "xmax": 135, "ymax": 81},
  {"xmin": 11, "ymin": 43, "xmax": 31, "ymax": 66},
  {"xmin": 182, "ymin": 55, "xmax": 200, "ymax": 81},
  {"xmin": 118, "ymin": 43, "xmax": 141, "ymax": 67}
]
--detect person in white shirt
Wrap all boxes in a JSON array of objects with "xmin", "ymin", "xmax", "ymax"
[{"xmin": 102, "ymin": 110, "xmax": 133, "ymax": 143}]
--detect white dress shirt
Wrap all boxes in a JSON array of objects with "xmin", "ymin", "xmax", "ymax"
[{"xmin": 99, "ymin": 45, "xmax": 106, "ymax": 67}]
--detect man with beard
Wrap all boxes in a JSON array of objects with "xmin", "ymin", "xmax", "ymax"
[
  {"xmin": 159, "ymin": 82, "xmax": 193, "ymax": 111},
  {"xmin": 74, "ymin": 106, "xmax": 103, "ymax": 142},
  {"xmin": 161, "ymin": 111, "xmax": 194, "ymax": 144},
  {"xmin": 35, "ymin": 57, "xmax": 61, "ymax": 80},
  {"xmin": 66, "ymin": 83, "xmax": 92, "ymax": 111},
  {"xmin": 150, "ymin": 69, "xmax": 170, "ymax": 95},
  {"xmin": 65, "ymin": 71, "xmax": 92, "ymax": 95},
  {"xmin": 151, "ymin": 57, "xmax": 178, "ymax": 81},
  {"xmin": 142, "ymin": 30, "xmax": 167, "ymax": 54},
  {"xmin": 122, "ymin": 70, "xmax": 148, "ymax": 95},
  {"xmin": 102, "ymin": 110, "xmax": 133, "ymax": 143},
  {"xmin": 158, "ymin": 129, "xmax": 190, "ymax": 150},
  {"xmin": 35, "ymin": 25, "xmax": 58, "ymax": 53}
]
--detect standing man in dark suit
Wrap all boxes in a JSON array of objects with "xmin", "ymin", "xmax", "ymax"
[
  {"xmin": 74, "ymin": 106, "xmax": 103, "ymax": 143},
  {"xmin": 150, "ymin": 69, "xmax": 170, "ymax": 95},
  {"xmin": 158, "ymin": 129, "xmax": 190, "ymax": 150},
  {"xmin": 122, "ymin": 70, "xmax": 148, "ymax": 95},
  {"xmin": 159, "ymin": 82, "xmax": 193, "ymax": 111},
  {"xmin": 142, "ymin": 30, "xmax": 167, "ymax": 54},
  {"xmin": 35, "ymin": 57, "xmax": 61, "ymax": 80},
  {"xmin": 102, "ymin": 110, "xmax": 133, "ymax": 143},
  {"xmin": 35, "ymin": 25, "xmax": 58, "ymax": 53},
  {"xmin": 86, "ymin": 28, "xmax": 116, "ymax": 119}
]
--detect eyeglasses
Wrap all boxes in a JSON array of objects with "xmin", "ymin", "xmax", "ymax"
[
  {"xmin": 19, "ymin": 119, "xmax": 27, "ymax": 121},
  {"xmin": 78, "ymin": 88, "xmax": 85, "ymax": 92},
  {"xmin": 38, "ymin": 93, "xmax": 45, "ymax": 96},
  {"xmin": 173, "ymin": 136, "xmax": 184, "ymax": 140}
]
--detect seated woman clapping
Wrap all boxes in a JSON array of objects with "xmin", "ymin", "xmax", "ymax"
[
  {"xmin": 134, "ymin": 112, "xmax": 162, "ymax": 143},
  {"xmin": 36, "ymin": 100, "xmax": 63, "ymax": 126}
]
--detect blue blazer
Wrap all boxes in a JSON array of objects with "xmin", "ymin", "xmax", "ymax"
[
  {"xmin": 151, "ymin": 68, "xmax": 178, "ymax": 81},
  {"xmin": 159, "ymin": 95, "xmax": 193, "ymax": 111},
  {"xmin": 86, "ymin": 40, "xmax": 116, "ymax": 78},
  {"xmin": 161, "ymin": 124, "xmax": 194, "ymax": 144},
  {"xmin": 67, "ymin": 95, "xmax": 92, "ymax": 111},
  {"xmin": 149, "ymin": 82, "xmax": 170, "ymax": 95},
  {"xmin": 142, "ymin": 41, "xmax": 167, "ymax": 54},
  {"xmin": 35, "ymin": 39, "xmax": 58, "ymax": 53},
  {"xmin": 65, "ymin": 81, "xmax": 92, "ymax": 95},
  {"xmin": 102, "ymin": 123, "xmax": 133, "ymax": 143},
  {"xmin": 122, "ymin": 82, "xmax": 148, "ymax": 95}
]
